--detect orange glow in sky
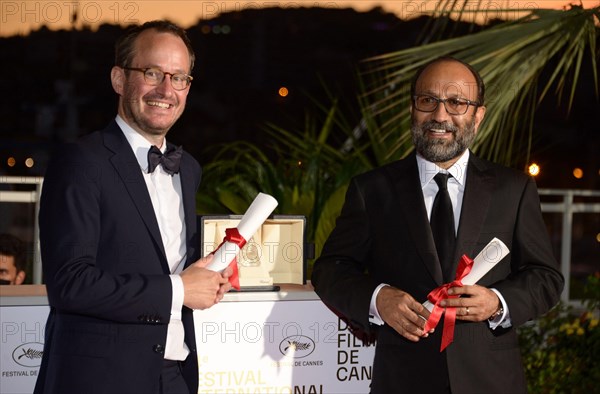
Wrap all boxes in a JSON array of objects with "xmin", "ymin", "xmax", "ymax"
[{"xmin": 1, "ymin": 0, "xmax": 597, "ymax": 37}]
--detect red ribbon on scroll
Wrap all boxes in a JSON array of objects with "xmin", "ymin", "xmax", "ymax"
[
  {"xmin": 212, "ymin": 228, "xmax": 247, "ymax": 290},
  {"xmin": 424, "ymin": 254, "xmax": 474, "ymax": 352}
]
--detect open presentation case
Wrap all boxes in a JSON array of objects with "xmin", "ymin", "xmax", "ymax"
[{"xmin": 199, "ymin": 215, "xmax": 311, "ymax": 291}]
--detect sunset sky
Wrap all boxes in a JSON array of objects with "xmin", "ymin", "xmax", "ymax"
[{"xmin": 1, "ymin": 0, "xmax": 597, "ymax": 37}]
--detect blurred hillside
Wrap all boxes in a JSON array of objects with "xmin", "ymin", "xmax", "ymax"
[{"xmin": 1, "ymin": 6, "xmax": 598, "ymax": 189}]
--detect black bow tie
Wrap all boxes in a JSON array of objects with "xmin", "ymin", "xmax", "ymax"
[{"xmin": 147, "ymin": 145, "xmax": 183, "ymax": 175}]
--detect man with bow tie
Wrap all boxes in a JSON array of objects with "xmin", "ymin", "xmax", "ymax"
[{"xmin": 35, "ymin": 21, "xmax": 232, "ymax": 394}]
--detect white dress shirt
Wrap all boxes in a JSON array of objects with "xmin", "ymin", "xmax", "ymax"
[
  {"xmin": 369, "ymin": 150, "xmax": 510, "ymax": 329},
  {"xmin": 116, "ymin": 115, "xmax": 189, "ymax": 360}
]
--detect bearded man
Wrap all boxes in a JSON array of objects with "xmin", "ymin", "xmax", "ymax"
[{"xmin": 312, "ymin": 56, "xmax": 563, "ymax": 394}]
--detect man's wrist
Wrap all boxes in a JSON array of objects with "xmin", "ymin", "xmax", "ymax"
[
  {"xmin": 488, "ymin": 305, "xmax": 504, "ymax": 321},
  {"xmin": 488, "ymin": 294, "xmax": 502, "ymax": 320},
  {"xmin": 369, "ymin": 284, "xmax": 389, "ymax": 326}
]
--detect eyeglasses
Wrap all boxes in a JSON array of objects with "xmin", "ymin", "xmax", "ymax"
[
  {"xmin": 413, "ymin": 95, "xmax": 479, "ymax": 115},
  {"xmin": 122, "ymin": 67, "xmax": 193, "ymax": 91}
]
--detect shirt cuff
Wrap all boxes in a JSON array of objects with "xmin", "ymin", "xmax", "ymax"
[
  {"xmin": 169, "ymin": 274, "xmax": 185, "ymax": 321},
  {"xmin": 164, "ymin": 275, "xmax": 189, "ymax": 361},
  {"xmin": 488, "ymin": 288, "xmax": 512, "ymax": 329},
  {"xmin": 369, "ymin": 283, "xmax": 389, "ymax": 326}
]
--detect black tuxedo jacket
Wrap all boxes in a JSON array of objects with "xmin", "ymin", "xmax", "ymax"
[
  {"xmin": 312, "ymin": 151, "xmax": 563, "ymax": 394},
  {"xmin": 34, "ymin": 122, "xmax": 202, "ymax": 394}
]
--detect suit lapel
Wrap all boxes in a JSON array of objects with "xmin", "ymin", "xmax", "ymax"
[
  {"xmin": 177, "ymin": 149, "xmax": 199, "ymax": 267},
  {"xmin": 387, "ymin": 154, "xmax": 444, "ymax": 285},
  {"xmin": 452, "ymin": 154, "xmax": 495, "ymax": 277},
  {"xmin": 102, "ymin": 122, "xmax": 169, "ymax": 270}
]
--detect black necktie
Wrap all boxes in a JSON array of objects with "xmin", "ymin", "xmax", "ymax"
[
  {"xmin": 147, "ymin": 145, "xmax": 182, "ymax": 175},
  {"xmin": 431, "ymin": 173, "xmax": 456, "ymax": 280}
]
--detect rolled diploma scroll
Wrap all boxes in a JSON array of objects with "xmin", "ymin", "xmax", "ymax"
[
  {"xmin": 423, "ymin": 237, "xmax": 510, "ymax": 312},
  {"xmin": 207, "ymin": 192, "xmax": 279, "ymax": 272}
]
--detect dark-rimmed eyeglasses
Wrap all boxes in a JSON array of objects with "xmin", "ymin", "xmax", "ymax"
[
  {"xmin": 122, "ymin": 67, "xmax": 193, "ymax": 91},
  {"xmin": 413, "ymin": 95, "xmax": 479, "ymax": 115}
]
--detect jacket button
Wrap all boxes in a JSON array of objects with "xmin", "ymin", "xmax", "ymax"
[{"xmin": 153, "ymin": 344, "xmax": 164, "ymax": 354}]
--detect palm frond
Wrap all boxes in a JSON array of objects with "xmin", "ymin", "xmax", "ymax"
[{"xmin": 362, "ymin": 6, "xmax": 599, "ymax": 168}]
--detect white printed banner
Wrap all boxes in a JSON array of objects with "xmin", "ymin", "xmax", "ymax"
[
  {"xmin": 0, "ymin": 297, "xmax": 375, "ymax": 394},
  {"xmin": 194, "ymin": 299, "xmax": 375, "ymax": 394},
  {"xmin": 0, "ymin": 305, "xmax": 49, "ymax": 394}
]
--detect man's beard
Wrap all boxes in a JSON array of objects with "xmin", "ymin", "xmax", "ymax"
[{"xmin": 411, "ymin": 118, "xmax": 477, "ymax": 163}]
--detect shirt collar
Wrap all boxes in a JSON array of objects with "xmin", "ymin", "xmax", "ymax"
[
  {"xmin": 116, "ymin": 115, "xmax": 167, "ymax": 172},
  {"xmin": 416, "ymin": 149, "xmax": 470, "ymax": 189}
]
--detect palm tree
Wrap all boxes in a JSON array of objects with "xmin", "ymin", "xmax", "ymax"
[{"xmin": 197, "ymin": 100, "xmax": 367, "ymax": 276}]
